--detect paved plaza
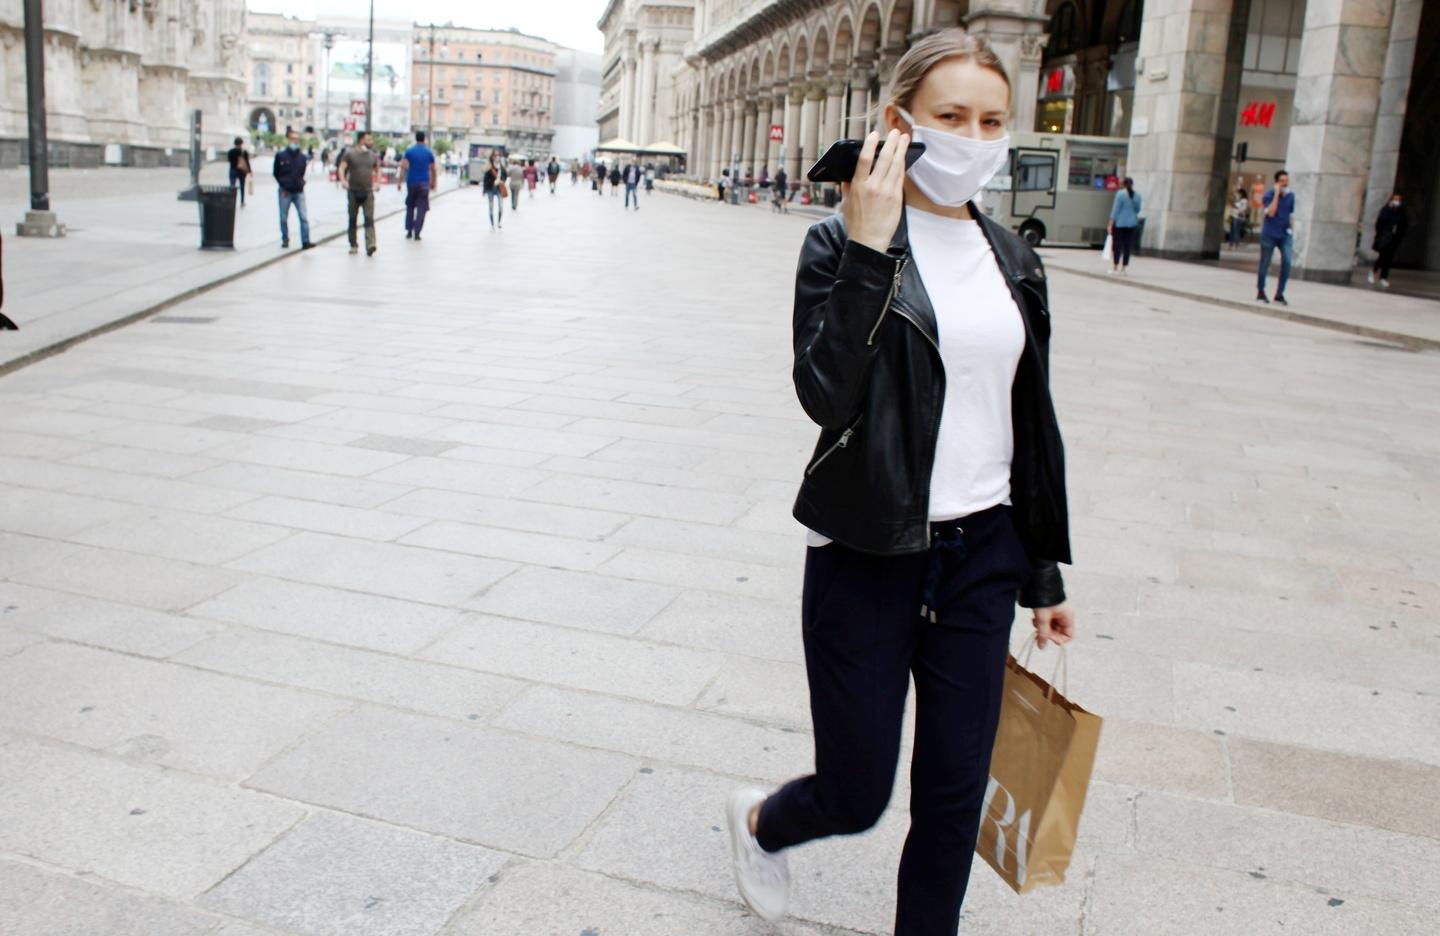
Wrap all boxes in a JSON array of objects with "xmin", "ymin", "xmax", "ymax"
[{"xmin": 1, "ymin": 181, "xmax": 1438, "ymax": 935}]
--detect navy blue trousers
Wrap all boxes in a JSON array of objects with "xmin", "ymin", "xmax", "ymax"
[{"xmin": 756, "ymin": 505, "xmax": 1033, "ymax": 935}]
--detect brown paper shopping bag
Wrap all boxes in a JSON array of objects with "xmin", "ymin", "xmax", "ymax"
[{"xmin": 976, "ymin": 640, "xmax": 1103, "ymax": 893}]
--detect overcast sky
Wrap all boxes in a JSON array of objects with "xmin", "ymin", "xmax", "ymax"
[{"xmin": 247, "ymin": 1, "xmax": 611, "ymax": 54}]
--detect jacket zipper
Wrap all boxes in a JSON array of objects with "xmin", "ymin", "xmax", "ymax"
[
  {"xmin": 805, "ymin": 415, "xmax": 864, "ymax": 476},
  {"xmin": 867, "ymin": 257, "xmax": 908, "ymax": 346}
]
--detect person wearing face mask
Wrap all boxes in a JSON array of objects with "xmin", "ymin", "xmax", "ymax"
[
  {"xmin": 1369, "ymin": 193, "xmax": 1408, "ymax": 288},
  {"xmin": 724, "ymin": 28, "xmax": 1074, "ymax": 935},
  {"xmin": 272, "ymin": 129, "xmax": 314, "ymax": 250}
]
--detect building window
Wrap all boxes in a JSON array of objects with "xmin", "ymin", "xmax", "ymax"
[
  {"xmin": 307, "ymin": 64, "xmax": 314, "ymax": 76},
  {"xmin": 1244, "ymin": 0, "xmax": 1305, "ymax": 75},
  {"xmin": 492, "ymin": 112, "xmax": 499, "ymax": 125},
  {"xmin": 438, "ymin": 87, "xmax": 446, "ymax": 101},
  {"xmin": 286, "ymin": 63, "xmax": 294, "ymax": 74},
  {"xmin": 475, "ymin": 88, "xmax": 483, "ymax": 101},
  {"xmin": 285, "ymin": 82, "xmax": 293, "ymax": 99},
  {"xmin": 1048, "ymin": 3, "xmax": 1079, "ymax": 56},
  {"xmin": 253, "ymin": 63, "xmax": 270, "ymax": 97},
  {"xmin": 307, "ymin": 83, "xmax": 314, "ymax": 98}
]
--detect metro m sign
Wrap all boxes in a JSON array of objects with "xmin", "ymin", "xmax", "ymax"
[
  {"xmin": 769, "ymin": 124, "xmax": 784, "ymax": 142},
  {"xmin": 350, "ymin": 99, "xmax": 367, "ymax": 117}
]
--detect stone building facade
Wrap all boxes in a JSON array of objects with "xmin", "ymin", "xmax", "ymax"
[
  {"xmin": 0, "ymin": 0, "xmax": 247, "ymax": 167},
  {"xmin": 597, "ymin": 0, "xmax": 694, "ymax": 145},
  {"xmin": 245, "ymin": 12, "xmax": 320, "ymax": 137},
  {"xmin": 410, "ymin": 25, "xmax": 557, "ymax": 159},
  {"xmin": 670, "ymin": 1, "xmax": 1050, "ymax": 185},
  {"xmin": 553, "ymin": 47, "xmax": 603, "ymax": 160}
]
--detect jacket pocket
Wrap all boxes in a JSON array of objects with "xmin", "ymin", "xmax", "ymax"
[{"xmin": 805, "ymin": 415, "xmax": 864, "ymax": 476}]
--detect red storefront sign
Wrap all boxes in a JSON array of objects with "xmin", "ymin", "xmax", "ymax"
[
  {"xmin": 1046, "ymin": 69, "xmax": 1064, "ymax": 94},
  {"xmin": 1240, "ymin": 100, "xmax": 1276, "ymax": 128},
  {"xmin": 769, "ymin": 124, "xmax": 784, "ymax": 142}
]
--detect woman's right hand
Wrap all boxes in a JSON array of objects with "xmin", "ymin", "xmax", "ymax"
[{"xmin": 841, "ymin": 129, "xmax": 909, "ymax": 253}]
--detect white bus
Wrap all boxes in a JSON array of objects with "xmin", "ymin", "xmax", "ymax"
[{"xmin": 979, "ymin": 131, "xmax": 1128, "ymax": 248}]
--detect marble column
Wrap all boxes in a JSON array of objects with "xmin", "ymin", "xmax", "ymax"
[
  {"xmin": 800, "ymin": 83, "xmax": 823, "ymax": 180},
  {"xmin": 740, "ymin": 101, "xmax": 757, "ymax": 176},
  {"xmin": 752, "ymin": 95, "xmax": 770, "ymax": 176},
  {"xmin": 619, "ymin": 56, "xmax": 636, "ymax": 140},
  {"xmin": 1125, "ymin": 0, "xmax": 1236, "ymax": 259},
  {"xmin": 638, "ymin": 41, "xmax": 657, "ymax": 145},
  {"xmin": 1287, "ymin": 0, "xmax": 1397, "ymax": 282},
  {"xmin": 1358, "ymin": 0, "xmax": 1421, "ymax": 262},
  {"xmin": 963, "ymin": 1, "xmax": 1049, "ymax": 134},
  {"xmin": 718, "ymin": 100, "xmax": 734, "ymax": 177},
  {"xmin": 849, "ymin": 64, "xmax": 875, "ymax": 135},
  {"xmin": 823, "ymin": 73, "xmax": 846, "ymax": 147},
  {"xmin": 768, "ymin": 93, "xmax": 786, "ymax": 172},
  {"xmin": 785, "ymin": 86, "xmax": 804, "ymax": 179}
]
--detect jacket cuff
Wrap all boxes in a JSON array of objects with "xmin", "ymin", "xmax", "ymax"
[
  {"xmin": 1019, "ymin": 560, "xmax": 1066, "ymax": 609},
  {"xmin": 836, "ymin": 239, "xmax": 901, "ymax": 283}
]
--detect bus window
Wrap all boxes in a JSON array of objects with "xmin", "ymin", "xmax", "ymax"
[{"xmin": 1016, "ymin": 153, "xmax": 1056, "ymax": 191}]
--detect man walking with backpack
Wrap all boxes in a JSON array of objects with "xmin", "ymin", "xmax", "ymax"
[{"xmin": 273, "ymin": 128, "xmax": 314, "ymax": 249}]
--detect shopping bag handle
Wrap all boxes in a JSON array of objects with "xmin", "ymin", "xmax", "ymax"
[{"xmin": 1017, "ymin": 633, "xmax": 1068, "ymax": 698}]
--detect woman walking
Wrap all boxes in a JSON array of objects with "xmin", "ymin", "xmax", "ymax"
[
  {"xmin": 608, "ymin": 163, "xmax": 622, "ymax": 195},
  {"xmin": 482, "ymin": 152, "xmax": 506, "ymax": 229},
  {"xmin": 1226, "ymin": 187, "xmax": 1248, "ymax": 249},
  {"xmin": 524, "ymin": 159, "xmax": 539, "ymax": 197},
  {"xmin": 1108, "ymin": 177, "xmax": 1141, "ymax": 274},
  {"xmin": 508, "ymin": 160, "xmax": 525, "ymax": 212},
  {"xmin": 725, "ymin": 28, "xmax": 1075, "ymax": 935},
  {"xmin": 226, "ymin": 137, "xmax": 252, "ymax": 208},
  {"xmin": 1369, "ymin": 193, "xmax": 1408, "ymax": 288}
]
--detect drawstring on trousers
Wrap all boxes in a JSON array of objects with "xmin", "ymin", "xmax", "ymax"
[{"xmin": 918, "ymin": 525, "xmax": 966, "ymax": 623}]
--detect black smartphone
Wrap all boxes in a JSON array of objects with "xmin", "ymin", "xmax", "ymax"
[{"xmin": 806, "ymin": 139, "xmax": 927, "ymax": 184}]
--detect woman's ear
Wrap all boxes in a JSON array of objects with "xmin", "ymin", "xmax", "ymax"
[{"xmin": 884, "ymin": 103, "xmax": 907, "ymax": 134}]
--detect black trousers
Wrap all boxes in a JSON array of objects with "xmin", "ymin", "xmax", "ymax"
[
  {"xmin": 1373, "ymin": 241, "xmax": 1400, "ymax": 279},
  {"xmin": 1111, "ymin": 225, "xmax": 1136, "ymax": 266},
  {"xmin": 756, "ymin": 505, "xmax": 1032, "ymax": 935}
]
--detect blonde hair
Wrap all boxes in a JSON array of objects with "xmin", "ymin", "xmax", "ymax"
[{"xmin": 885, "ymin": 28, "xmax": 1011, "ymax": 114}]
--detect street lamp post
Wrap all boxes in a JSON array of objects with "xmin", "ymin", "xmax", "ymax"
[
  {"xmin": 426, "ymin": 23, "xmax": 437, "ymax": 143},
  {"xmin": 17, "ymin": 0, "xmax": 64, "ymax": 237},
  {"xmin": 322, "ymin": 31, "xmax": 335, "ymax": 141},
  {"xmin": 364, "ymin": 0, "xmax": 374, "ymax": 134}
]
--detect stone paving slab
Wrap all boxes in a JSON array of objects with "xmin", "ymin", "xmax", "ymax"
[
  {"xmin": 243, "ymin": 705, "xmax": 637, "ymax": 859},
  {"xmin": 200, "ymin": 811, "xmax": 509, "ymax": 936},
  {"xmin": 0, "ymin": 732, "xmax": 305, "ymax": 900},
  {"xmin": 0, "ymin": 181, "xmax": 1437, "ymax": 933}
]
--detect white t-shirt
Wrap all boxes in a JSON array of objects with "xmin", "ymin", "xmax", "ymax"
[{"xmin": 807, "ymin": 206, "xmax": 1025, "ymax": 547}]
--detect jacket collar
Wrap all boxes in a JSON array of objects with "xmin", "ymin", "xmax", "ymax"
[{"xmin": 881, "ymin": 201, "xmax": 1045, "ymax": 349}]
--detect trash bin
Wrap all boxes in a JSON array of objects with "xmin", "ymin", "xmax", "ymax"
[{"xmin": 198, "ymin": 184, "xmax": 237, "ymax": 249}]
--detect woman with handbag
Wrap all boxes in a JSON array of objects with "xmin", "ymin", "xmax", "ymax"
[
  {"xmin": 482, "ymin": 152, "xmax": 506, "ymax": 230},
  {"xmin": 724, "ymin": 28, "xmax": 1075, "ymax": 935},
  {"xmin": 1368, "ymin": 193, "xmax": 1408, "ymax": 288}
]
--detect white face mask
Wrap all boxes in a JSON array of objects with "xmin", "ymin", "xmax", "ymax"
[{"xmin": 897, "ymin": 107, "xmax": 1010, "ymax": 207}]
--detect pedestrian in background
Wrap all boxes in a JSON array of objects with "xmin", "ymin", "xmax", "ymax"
[
  {"xmin": 772, "ymin": 166, "xmax": 789, "ymax": 213},
  {"xmin": 645, "ymin": 163, "xmax": 655, "ymax": 194},
  {"xmin": 724, "ymin": 28, "xmax": 1074, "ymax": 932},
  {"xmin": 483, "ymin": 152, "xmax": 506, "ymax": 229},
  {"xmin": 609, "ymin": 163, "xmax": 622, "ymax": 196},
  {"xmin": 338, "ymin": 130, "xmax": 378, "ymax": 257},
  {"xmin": 1226, "ymin": 187, "xmax": 1248, "ymax": 249},
  {"xmin": 272, "ymin": 128, "xmax": 313, "ymax": 249},
  {"xmin": 399, "ymin": 130, "xmax": 437, "ymax": 241},
  {"xmin": 1256, "ymin": 169, "xmax": 1295, "ymax": 305},
  {"xmin": 623, "ymin": 162, "xmax": 641, "ymax": 210},
  {"xmin": 508, "ymin": 160, "xmax": 525, "ymax": 212},
  {"xmin": 717, "ymin": 169, "xmax": 729, "ymax": 203},
  {"xmin": 1369, "ymin": 192, "xmax": 1407, "ymax": 289},
  {"xmin": 547, "ymin": 158, "xmax": 561, "ymax": 193},
  {"xmin": 1108, "ymin": 177, "xmax": 1141, "ymax": 274},
  {"xmin": 227, "ymin": 136, "xmax": 252, "ymax": 208}
]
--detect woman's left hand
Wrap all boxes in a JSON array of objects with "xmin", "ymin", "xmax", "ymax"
[{"xmin": 1032, "ymin": 602, "xmax": 1076, "ymax": 649}]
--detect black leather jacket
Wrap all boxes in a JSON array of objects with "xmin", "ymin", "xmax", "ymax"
[{"xmin": 791, "ymin": 205, "xmax": 1070, "ymax": 608}]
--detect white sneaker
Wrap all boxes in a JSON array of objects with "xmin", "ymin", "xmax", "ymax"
[
  {"xmin": 1368, "ymin": 271, "xmax": 1375, "ymax": 284},
  {"xmin": 1381, "ymin": 279, "xmax": 1390, "ymax": 288},
  {"xmin": 726, "ymin": 788, "xmax": 789, "ymax": 921}
]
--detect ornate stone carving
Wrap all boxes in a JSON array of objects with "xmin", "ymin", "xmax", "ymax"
[{"xmin": 1020, "ymin": 33, "xmax": 1048, "ymax": 62}]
